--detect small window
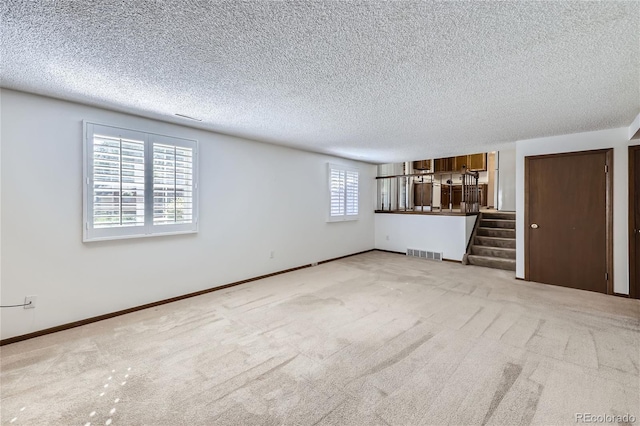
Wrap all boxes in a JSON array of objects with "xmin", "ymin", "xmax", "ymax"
[
  {"xmin": 84, "ymin": 122, "xmax": 198, "ymax": 241},
  {"xmin": 328, "ymin": 163, "xmax": 359, "ymax": 222}
]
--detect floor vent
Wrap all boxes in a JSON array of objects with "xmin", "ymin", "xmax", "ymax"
[{"xmin": 406, "ymin": 248, "xmax": 443, "ymax": 261}]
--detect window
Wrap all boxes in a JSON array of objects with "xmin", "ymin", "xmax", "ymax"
[
  {"xmin": 328, "ymin": 163, "xmax": 359, "ymax": 221},
  {"xmin": 83, "ymin": 122, "xmax": 198, "ymax": 241}
]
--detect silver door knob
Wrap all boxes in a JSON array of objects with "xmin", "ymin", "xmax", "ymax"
[{"xmin": 531, "ymin": 224, "xmax": 539, "ymax": 229}]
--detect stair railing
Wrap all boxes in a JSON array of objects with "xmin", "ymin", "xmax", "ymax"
[
  {"xmin": 460, "ymin": 166, "xmax": 480, "ymax": 213},
  {"xmin": 376, "ymin": 172, "xmax": 438, "ymax": 212},
  {"xmin": 376, "ymin": 167, "xmax": 480, "ymax": 213}
]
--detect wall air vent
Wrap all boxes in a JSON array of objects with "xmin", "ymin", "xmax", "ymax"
[{"xmin": 406, "ymin": 248, "xmax": 443, "ymax": 262}]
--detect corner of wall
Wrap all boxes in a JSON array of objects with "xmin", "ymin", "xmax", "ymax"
[{"xmin": 629, "ymin": 112, "xmax": 640, "ymax": 140}]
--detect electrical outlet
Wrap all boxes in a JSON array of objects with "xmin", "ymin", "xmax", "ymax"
[
  {"xmin": 24, "ymin": 295, "xmax": 37, "ymax": 309},
  {"xmin": 270, "ymin": 251, "xmax": 275, "ymax": 259},
  {"xmin": 386, "ymin": 235, "xmax": 390, "ymax": 240}
]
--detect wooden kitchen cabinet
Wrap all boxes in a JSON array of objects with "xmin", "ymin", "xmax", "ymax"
[
  {"xmin": 413, "ymin": 182, "xmax": 432, "ymax": 206},
  {"xmin": 434, "ymin": 157, "xmax": 453, "ymax": 172},
  {"xmin": 412, "ymin": 159, "xmax": 431, "ymax": 170},
  {"xmin": 432, "ymin": 153, "xmax": 487, "ymax": 173},
  {"xmin": 454, "ymin": 153, "xmax": 487, "ymax": 172},
  {"xmin": 441, "ymin": 185, "xmax": 463, "ymax": 208},
  {"xmin": 453, "ymin": 155, "xmax": 468, "ymax": 171},
  {"xmin": 480, "ymin": 183, "xmax": 488, "ymax": 206},
  {"xmin": 467, "ymin": 153, "xmax": 487, "ymax": 171},
  {"xmin": 441, "ymin": 183, "xmax": 488, "ymax": 209}
]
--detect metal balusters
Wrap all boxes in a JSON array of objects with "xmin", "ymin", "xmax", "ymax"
[
  {"xmin": 376, "ymin": 171, "xmax": 480, "ymax": 214},
  {"xmin": 421, "ymin": 177, "xmax": 425, "ymax": 211},
  {"xmin": 395, "ymin": 178, "xmax": 399, "ymax": 211},
  {"xmin": 460, "ymin": 166, "xmax": 480, "ymax": 213}
]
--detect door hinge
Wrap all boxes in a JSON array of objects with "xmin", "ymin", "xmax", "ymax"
[
  {"xmin": 605, "ymin": 272, "xmax": 609, "ymax": 281},
  {"xmin": 604, "ymin": 165, "xmax": 609, "ymax": 173}
]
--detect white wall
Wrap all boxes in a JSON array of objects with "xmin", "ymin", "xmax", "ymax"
[
  {"xmin": 374, "ymin": 214, "xmax": 477, "ymax": 261},
  {"xmin": 629, "ymin": 112, "xmax": 640, "ymax": 140},
  {"xmin": 0, "ymin": 89, "xmax": 376, "ymax": 340},
  {"xmin": 515, "ymin": 127, "xmax": 630, "ymax": 294},
  {"xmin": 487, "ymin": 152, "xmax": 497, "ymax": 208},
  {"xmin": 497, "ymin": 148, "xmax": 516, "ymax": 211}
]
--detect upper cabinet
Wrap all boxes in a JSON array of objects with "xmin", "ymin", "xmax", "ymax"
[
  {"xmin": 434, "ymin": 157, "xmax": 454, "ymax": 172},
  {"xmin": 413, "ymin": 153, "xmax": 487, "ymax": 173},
  {"xmin": 453, "ymin": 155, "xmax": 468, "ymax": 171},
  {"xmin": 412, "ymin": 159, "xmax": 431, "ymax": 170},
  {"xmin": 467, "ymin": 153, "xmax": 487, "ymax": 171},
  {"xmin": 434, "ymin": 153, "xmax": 487, "ymax": 173}
]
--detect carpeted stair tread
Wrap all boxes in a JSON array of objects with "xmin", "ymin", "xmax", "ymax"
[
  {"xmin": 477, "ymin": 227, "xmax": 516, "ymax": 238},
  {"xmin": 482, "ymin": 212, "xmax": 516, "ymax": 220},
  {"xmin": 474, "ymin": 235, "xmax": 516, "ymax": 248},
  {"xmin": 480, "ymin": 219, "xmax": 516, "ymax": 229},
  {"xmin": 467, "ymin": 255, "xmax": 516, "ymax": 271},
  {"xmin": 465, "ymin": 211, "xmax": 517, "ymax": 271},
  {"xmin": 471, "ymin": 245, "xmax": 516, "ymax": 259}
]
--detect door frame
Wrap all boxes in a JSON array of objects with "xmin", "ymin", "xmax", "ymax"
[
  {"xmin": 524, "ymin": 149, "xmax": 614, "ymax": 294},
  {"xmin": 629, "ymin": 145, "xmax": 640, "ymax": 299}
]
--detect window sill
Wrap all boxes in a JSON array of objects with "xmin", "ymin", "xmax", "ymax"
[
  {"xmin": 83, "ymin": 229, "xmax": 198, "ymax": 243},
  {"xmin": 327, "ymin": 216, "xmax": 359, "ymax": 223}
]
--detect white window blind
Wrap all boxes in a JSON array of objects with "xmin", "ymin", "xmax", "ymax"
[
  {"xmin": 330, "ymin": 168, "xmax": 346, "ymax": 216},
  {"xmin": 84, "ymin": 122, "xmax": 198, "ymax": 241},
  {"xmin": 328, "ymin": 164, "xmax": 359, "ymax": 222},
  {"xmin": 153, "ymin": 143, "xmax": 194, "ymax": 225},
  {"xmin": 92, "ymin": 133, "xmax": 145, "ymax": 228},
  {"xmin": 345, "ymin": 170, "xmax": 359, "ymax": 216}
]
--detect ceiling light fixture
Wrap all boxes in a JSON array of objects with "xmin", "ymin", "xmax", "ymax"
[{"xmin": 174, "ymin": 113, "xmax": 202, "ymax": 122}]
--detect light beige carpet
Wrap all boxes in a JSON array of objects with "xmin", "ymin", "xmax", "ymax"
[{"xmin": 1, "ymin": 251, "xmax": 639, "ymax": 425}]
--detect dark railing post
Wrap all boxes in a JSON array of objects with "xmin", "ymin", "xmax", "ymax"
[
  {"xmin": 459, "ymin": 165, "xmax": 480, "ymax": 213},
  {"xmin": 461, "ymin": 166, "xmax": 466, "ymax": 213},
  {"xmin": 421, "ymin": 177, "xmax": 425, "ymax": 211},
  {"xmin": 404, "ymin": 176, "xmax": 408, "ymax": 211}
]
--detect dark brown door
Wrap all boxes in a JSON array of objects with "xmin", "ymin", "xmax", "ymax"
[
  {"xmin": 525, "ymin": 150, "xmax": 612, "ymax": 294},
  {"xmin": 631, "ymin": 146, "xmax": 640, "ymax": 299}
]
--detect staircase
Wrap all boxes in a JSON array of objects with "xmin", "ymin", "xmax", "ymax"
[{"xmin": 465, "ymin": 211, "xmax": 516, "ymax": 271}]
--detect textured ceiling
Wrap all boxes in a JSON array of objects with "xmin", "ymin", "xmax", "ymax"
[{"xmin": 2, "ymin": 1, "xmax": 639, "ymax": 163}]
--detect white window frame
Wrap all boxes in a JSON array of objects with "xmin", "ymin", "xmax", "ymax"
[
  {"xmin": 327, "ymin": 163, "xmax": 359, "ymax": 222},
  {"xmin": 83, "ymin": 121, "xmax": 198, "ymax": 242}
]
